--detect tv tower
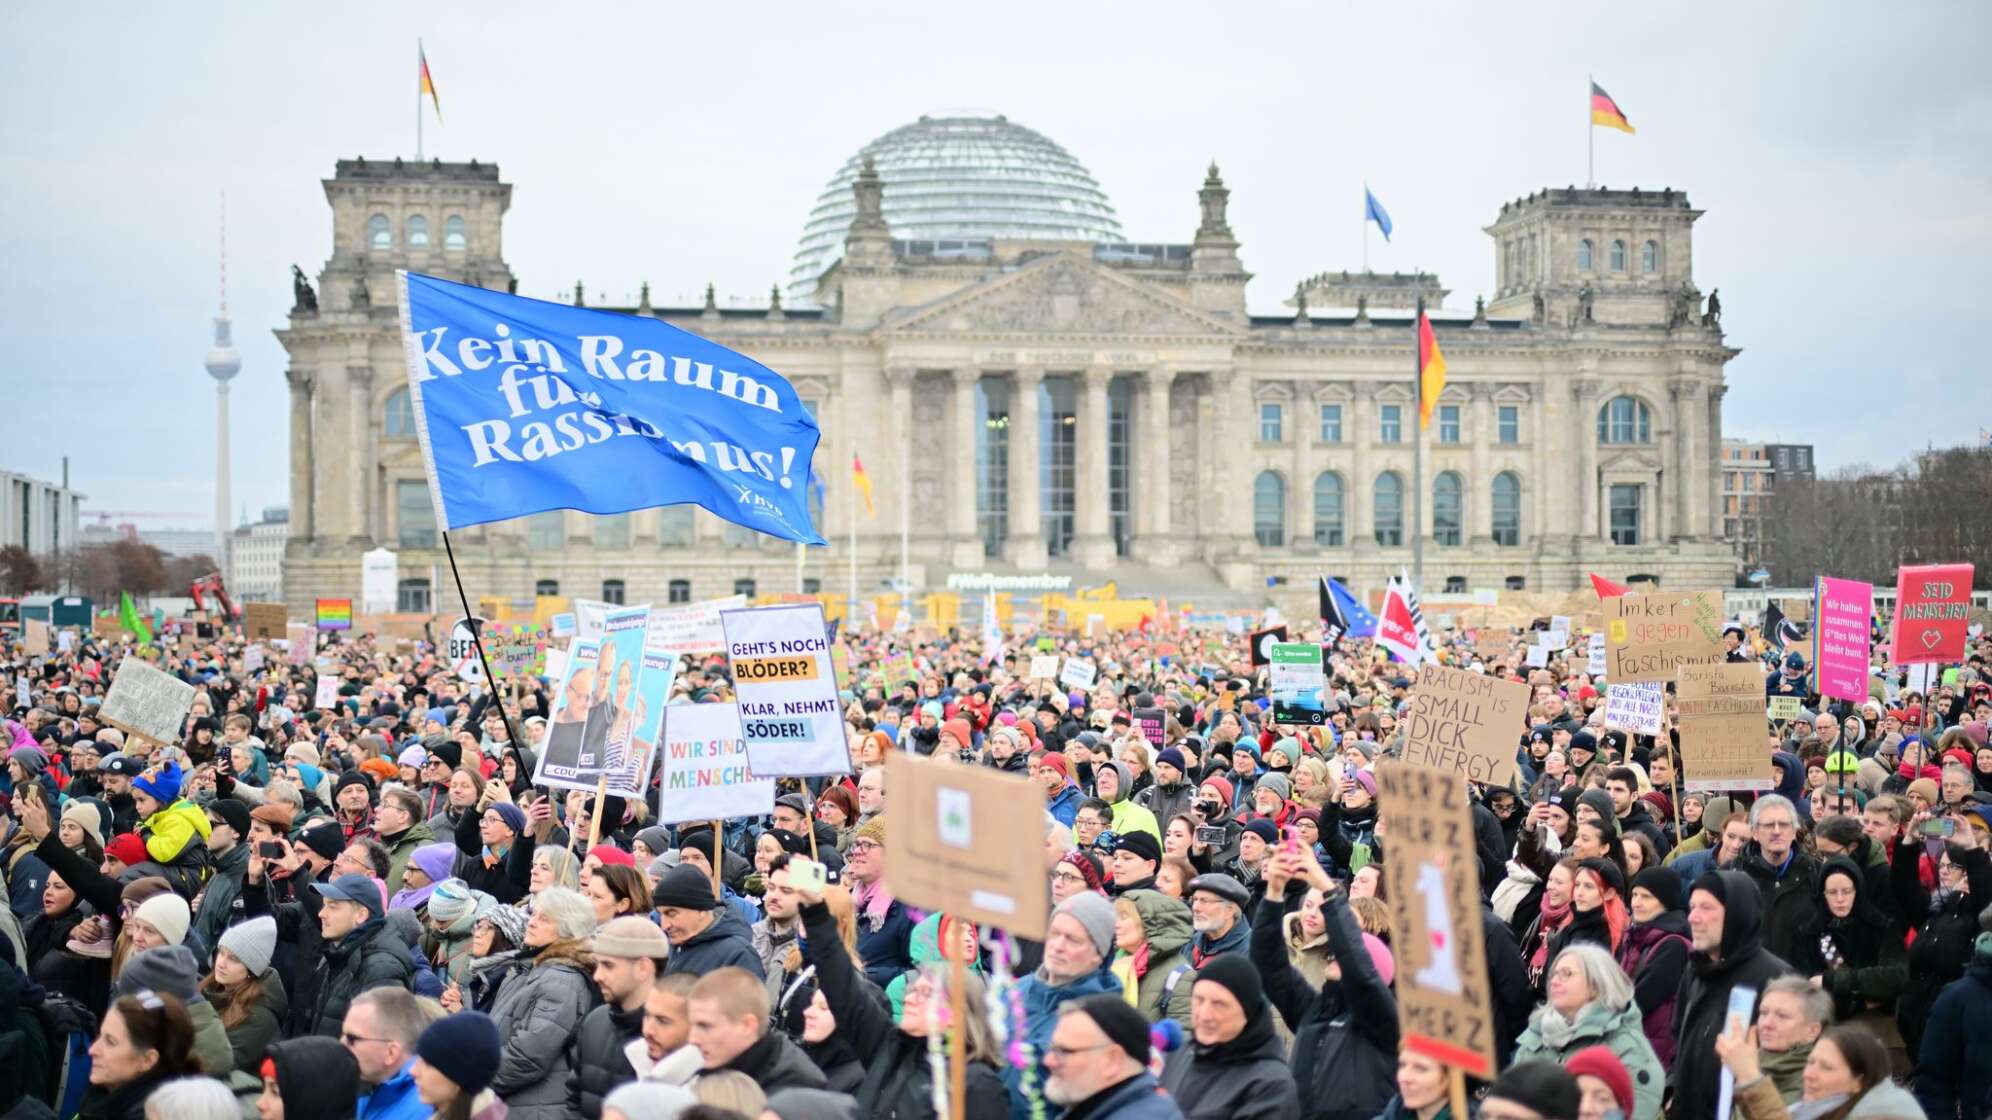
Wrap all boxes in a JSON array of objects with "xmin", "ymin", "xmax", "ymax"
[{"xmin": 204, "ymin": 194, "xmax": 241, "ymax": 579}]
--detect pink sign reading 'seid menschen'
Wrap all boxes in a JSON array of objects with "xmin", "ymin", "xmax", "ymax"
[{"xmin": 1814, "ymin": 576, "xmax": 1873, "ymax": 703}]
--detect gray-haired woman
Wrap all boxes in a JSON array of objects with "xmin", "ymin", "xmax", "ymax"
[
  {"xmin": 1511, "ymin": 943, "xmax": 1664, "ymax": 1120},
  {"xmin": 485, "ymin": 886, "xmax": 599, "ymax": 1120}
]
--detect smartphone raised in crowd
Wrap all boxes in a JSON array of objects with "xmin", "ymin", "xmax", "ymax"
[
  {"xmin": 1195, "ymin": 825, "xmax": 1227, "ymax": 847},
  {"xmin": 788, "ymin": 856, "xmax": 828, "ymax": 893}
]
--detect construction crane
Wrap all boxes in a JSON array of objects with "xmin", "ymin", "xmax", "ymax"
[
  {"xmin": 83, "ymin": 510, "xmax": 204, "ymax": 524},
  {"xmin": 189, "ymin": 572, "xmax": 239, "ymax": 621}
]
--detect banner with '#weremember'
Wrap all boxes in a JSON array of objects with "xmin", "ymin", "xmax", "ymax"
[{"xmin": 396, "ymin": 271, "xmax": 824, "ymax": 544}]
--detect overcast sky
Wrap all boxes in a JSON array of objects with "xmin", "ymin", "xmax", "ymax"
[{"xmin": 4, "ymin": 3, "xmax": 1986, "ymax": 532}]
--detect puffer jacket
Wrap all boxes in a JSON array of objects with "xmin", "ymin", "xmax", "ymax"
[
  {"xmin": 1117, "ymin": 889, "xmax": 1194, "ymax": 1025},
  {"xmin": 1134, "ymin": 778, "xmax": 1196, "ymax": 834},
  {"xmin": 1914, "ymin": 943, "xmax": 1992, "ymax": 1120},
  {"xmin": 1158, "ymin": 1000, "xmax": 1299, "ymax": 1120},
  {"xmin": 488, "ymin": 938, "xmax": 599, "ymax": 1120},
  {"xmin": 1252, "ymin": 886, "xmax": 1395, "ymax": 1120},
  {"xmin": 1892, "ymin": 837, "xmax": 1990, "ymax": 1066},
  {"xmin": 189, "ymin": 841, "xmax": 250, "ymax": 959},
  {"xmin": 1004, "ymin": 957, "xmax": 1122, "ymax": 1120},
  {"xmin": 566, "ymin": 999, "xmax": 643, "ymax": 1120},
  {"xmin": 300, "ymin": 917, "xmax": 416, "ymax": 1038},
  {"xmin": 1513, "ymin": 999, "xmax": 1665, "ymax": 1120}
]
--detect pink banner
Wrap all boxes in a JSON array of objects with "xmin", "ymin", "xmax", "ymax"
[{"xmin": 1814, "ymin": 576, "xmax": 1873, "ymax": 703}]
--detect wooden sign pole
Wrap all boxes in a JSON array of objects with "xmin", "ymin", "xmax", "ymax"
[
  {"xmin": 948, "ymin": 917, "xmax": 968, "ymax": 1120},
  {"xmin": 585, "ymin": 773, "xmax": 608, "ymax": 851},
  {"xmin": 710, "ymin": 819, "xmax": 724, "ymax": 900},
  {"xmin": 1448, "ymin": 1067, "xmax": 1469, "ymax": 1120}
]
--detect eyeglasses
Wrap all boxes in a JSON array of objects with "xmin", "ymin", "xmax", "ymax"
[
  {"xmin": 340, "ymin": 1032, "xmax": 391, "ymax": 1047},
  {"xmin": 1050, "ymin": 870, "xmax": 1088, "ymax": 886},
  {"xmin": 849, "ymin": 840, "xmax": 881, "ymax": 853},
  {"xmin": 1046, "ymin": 1042, "xmax": 1116, "ymax": 1060}
]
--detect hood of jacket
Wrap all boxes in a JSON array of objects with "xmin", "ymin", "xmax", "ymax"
[
  {"xmin": 1814, "ymin": 855, "xmax": 1888, "ymax": 930},
  {"xmin": 1124, "ymin": 888, "xmax": 1192, "ymax": 958},
  {"xmin": 1282, "ymin": 909, "xmax": 1330, "ymax": 955},
  {"xmin": 267, "ymin": 1036, "xmax": 361, "ymax": 1120},
  {"xmin": 1692, "ymin": 868, "xmax": 1767, "ymax": 969},
  {"xmin": 1844, "ymin": 1079, "xmax": 1926, "ymax": 1120}
]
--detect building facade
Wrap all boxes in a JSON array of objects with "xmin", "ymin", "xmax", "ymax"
[
  {"xmin": 1, "ymin": 470, "xmax": 83, "ymax": 559},
  {"xmin": 1719, "ymin": 439, "xmax": 1814, "ymax": 580},
  {"xmin": 278, "ymin": 115, "xmax": 1738, "ymax": 613},
  {"xmin": 229, "ymin": 506, "xmax": 290, "ymax": 602}
]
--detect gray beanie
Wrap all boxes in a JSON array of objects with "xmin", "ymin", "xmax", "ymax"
[
  {"xmin": 1051, "ymin": 892, "xmax": 1116, "ymax": 959},
  {"xmin": 218, "ymin": 916, "xmax": 277, "ymax": 975},
  {"xmin": 485, "ymin": 904, "xmax": 529, "ymax": 949},
  {"xmin": 1254, "ymin": 772, "xmax": 1292, "ymax": 801},
  {"xmin": 115, "ymin": 945, "xmax": 202, "ymax": 1002}
]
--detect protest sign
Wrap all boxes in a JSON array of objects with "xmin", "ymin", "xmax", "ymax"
[
  {"xmin": 313, "ymin": 675, "xmax": 342, "ymax": 710},
  {"xmin": 1399, "ymin": 663, "xmax": 1528, "ymax": 785},
  {"xmin": 496, "ymin": 630, "xmax": 541, "ymax": 679},
  {"xmin": 572, "ymin": 598, "xmax": 613, "ymax": 643},
  {"xmin": 879, "ymin": 651, "xmax": 916, "ymax": 687},
  {"xmin": 243, "ymin": 603, "xmax": 287, "ymax": 640},
  {"xmin": 1059, "ymin": 657, "xmax": 1097, "ymax": 691},
  {"xmin": 286, "ymin": 623, "xmax": 313, "ymax": 665},
  {"xmin": 1376, "ymin": 761, "xmax": 1496, "ymax": 1078},
  {"xmin": 56, "ymin": 629, "xmax": 74, "ymax": 653},
  {"xmin": 1677, "ymin": 661, "xmax": 1771, "ymax": 790},
  {"xmin": 1888, "ymin": 563, "xmax": 1973, "ymax": 665},
  {"xmin": 242, "ymin": 645, "xmax": 266, "ymax": 673},
  {"xmin": 1035, "ymin": 636, "xmax": 1054, "ymax": 652},
  {"xmin": 99, "ymin": 657, "xmax": 195, "ymax": 746},
  {"xmin": 1602, "ymin": 589, "xmax": 1724, "ymax": 682},
  {"xmin": 92, "ymin": 614, "xmax": 124, "ymax": 640},
  {"xmin": 23, "ymin": 619, "xmax": 48, "ymax": 656},
  {"xmin": 645, "ymin": 594, "xmax": 746, "ymax": 655},
  {"xmin": 1524, "ymin": 646, "xmax": 1548, "ymax": 668},
  {"xmin": 544, "ymin": 645, "xmax": 568, "ymax": 682},
  {"xmin": 1027, "ymin": 654, "xmax": 1059, "ymax": 680},
  {"xmin": 549, "ymin": 612, "xmax": 577, "ymax": 639},
  {"xmin": 396, "ymin": 271, "xmax": 823, "ymax": 544},
  {"xmin": 1268, "ymin": 642, "xmax": 1328, "ymax": 726},
  {"xmin": 1133, "ymin": 706, "xmax": 1168, "ymax": 748},
  {"xmin": 653, "ymin": 702, "xmax": 777, "ymax": 825},
  {"xmin": 1551, "ymin": 615, "xmax": 1572, "ymax": 634},
  {"xmin": 1813, "ymin": 577, "xmax": 1872, "ymax": 703},
  {"xmin": 1768, "ymin": 695, "xmax": 1804, "ymax": 722},
  {"xmin": 1586, "ymin": 633, "xmax": 1606, "ymax": 677},
  {"xmin": 1538, "ymin": 629, "xmax": 1569, "ymax": 652},
  {"xmin": 14, "ymin": 677, "xmax": 27, "ymax": 711},
  {"xmin": 446, "ymin": 617, "xmax": 487, "ymax": 683},
  {"xmin": 535, "ymin": 638, "xmax": 600, "ymax": 782},
  {"xmin": 588, "ymin": 605, "xmax": 655, "ymax": 785},
  {"xmin": 314, "ymin": 599, "xmax": 352, "ymax": 631},
  {"xmin": 722, "ymin": 602, "xmax": 851, "ymax": 777},
  {"xmin": 1603, "ymin": 682, "xmax": 1665, "ymax": 736},
  {"xmin": 883, "ymin": 752, "xmax": 1049, "ymax": 938},
  {"xmin": 573, "ymin": 648, "xmax": 679, "ymax": 798},
  {"xmin": 1248, "ymin": 626, "xmax": 1289, "ymax": 667}
]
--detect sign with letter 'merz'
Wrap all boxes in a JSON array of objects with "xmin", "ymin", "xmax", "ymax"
[{"xmin": 721, "ymin": 603, "xmax": 853, "ymax": 777}]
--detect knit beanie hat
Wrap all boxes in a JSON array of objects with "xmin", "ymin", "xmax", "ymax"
[
  {"xmin": 297, "ymin": 819, "xmax": 345, "ymax": 862},
  {"xmin": 114, "ymin": 945, "xmax": 201, "ymax": 1001},
  {"xmin": 588, "ymin": 844, "xmax": 636, "ymax": 868},
  {"xmin": 132, "ymin": 760, "xmax": 184, "ymax": 804},
  {"xmin": 426, "ymin": 879, "xmax": 476, "ymax": 926},
  {"xmin": 207, "ymin": 797, "xmax": 252, "ymax": 838},
  {"xmin": 486, "ymin": 802, "xmax": 528, "ymax": 837},
  {"xmin": 415, "ymin": 1011, "xmax": 503, "ymax": 1095},
  {"xmin": 1487, "ymin": 1061, "xmax": 1582, "ymax": 1120},
  {"xmin": 854, "ymin": 814, "xmax": 887, "ymax": 848},
  {"xmin": 1113, "ymin": 830, "xmax": 1161, "ymax": 865},
  {"xmin": 594, "ymin": 915, "xmax": 672, "ymax": 960},
  {"xmin": 651, "ymin": 863, "xmax": 719, "ymax": 911},
  {"xmin": 218, "ymin": 916, "xmax": 278, "ymax": 975},
  {"xmin": 1254, "ymin": 772, "xmax": 1292, "ymax": 801},
  {"xmin": 1072, "ymin": 992, "xmax": 1154, "ymax": 1064},
  {"xmin": 634, "ymin": 826, "xmax": 673, "ymax": 858},
  {"xmin": 133, "ymin": 893, "xmax": 191, "ymax": 946},
  {"xmin": 1241, "ymin": 819, "xmax": 1279, "ymax": 846},
  {"xmin": 485, "ymin": 904, "xmax": 529, "ymax": 949},
  {"xmin": 60, "ymin": 801, "xmax": 103, "ymax": 842},
  {"xmin": 335, "ymin": 769, "xmax": 377, "ymax": 802},
  {"xmin": 1194, "ymin": 951, "xmax": 1265, "ymax": 1010},
  {"xmin": 1631, "ymin": 867, "xmax": 1685, "ymax": 914},
  {"xmin": 1155, "ymin": 747, "xmax": 1187, "ymax": 774},
  {"xmin": 1051, "ymin": 891, "xmax": 1116, "ymax": 959},
  {"xmin": 1565, "ymin": 1046, "xmax": 1633, "ymax": 1118},
  {"xmin": 409, "ymin": 842, "xmax": 458, "ymax": 884}
]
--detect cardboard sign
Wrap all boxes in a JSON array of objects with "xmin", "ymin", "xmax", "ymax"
[
  {"xmin": 286, "ymin": 623, "xmax": 314, "ymax": 665},
  {"xmin": 653, "ymin": 702, "xmax": 777, "ymax": 825},
  {"xmin": 1768, "ymin": 695, "xmax": 1804, "ymax": 722},
  {"xmin": 1269, "ymin": 643, "xmax": 1328, "ymax": 726},
  {"xmin": 23, "ymin": 619, "xmax": 49, "ymax": 656},
  {"xmin": 313, "ymin": 675, "xmax": 342, "ymax": 709},
  {"xmin": 1602, "ymin": 590, "xmax": 1724, "ymax": 683},
  {"xmin": 1603, "ymin": 682, "xmax": 1665, "ymax": 736},
  {"xmin": 645, "ymin": 594, "xmax": 748, "ymax": 655},
  {"xmin": 92, "ymin": 614, "xmax": 125, "ymax": 639},
  {"xmin": 1375, "ymin": 760, "xmax": 1497, "ymax": 1078},
  {"xmin": 1889, "ymin": 563, "xmax": 1973, "ymax": 666},
  {"xmin": 314, "ymin": 598, "xmax": 352, "ymax": 631},
  {"xmin": 99, "ymin": 657, "xmax": 195, "ymax": 746},
  {"xmin": 880, "ymin": 652, "xmax": 917, "ymax": 687},
  {"xmin": 721, "ymin": 603, "xmax": 852, "ymax": 778},
  {"xmin": 1813, "ymin": 577, "xmax": 1873, "ymax": 703},
  {"xmin": 243, "ymin": 603, "xmax": 287, "ymax": 640},
  {"xmin": 496, "ymin": 633, "xmax": 541, "ymax": 679},
  {"xmin": 1028, "ymin": 654, "xmax": 1059, "ymax": 680},
  {"xmin": 1248, "ymin": 626, "xmax": 1289, "ymax": 667},
  {"xmin": 884, "ymin": 752, "xmax": 1049, "ymax": 938},
  {"xmin": 1677, "ymin": 661, "xmax": 1771, "ymax": 791},
  {"xmin": 1059, "ymin": 657, "xmax": 1097, "ymax": 691},
  {"xmin": 572, "ymin": 598, "xmax": 613, "ymax": 643},
  {"xmin": 1585, "ymin": 633, "xmax": 1607, "ymax": 677},
  {"xmin": 1399, "ymin": 663, "xmax": 1529, "ymax": 786}
]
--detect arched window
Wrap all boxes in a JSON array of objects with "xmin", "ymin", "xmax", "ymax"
[
  {"xmin": 1641, "ymin": 240, "xmax": 1658, "ymax": 273},
  {"xmin": 444, "ymin": 215, "xmax": 467, "ymax": 251},
  {"xmin": 1597, "ymin": 396, "xmax": 1652, "ymax": 444},
  {"xmin": 534, "ymin": 579, "xmax": 560, "ymax": 597},
  {"xmin": 1433, "ymin": 472, "xmax": 1463, "ymax": 547},
  {"xmin": 1373, "ymin": 472, "xmax": 1403, "ymax": 547},
  {"xmin": 1312, "ymin": 472, "xmax": 1345, "ymax": 547},
  {"xmin": 383, "ymin": 389, "xmax": 416, "ymax": 438},
  {"xmin": 1577, "ymin": 239, "xmax": 1594, "ymax": 272},
  {"xmin": 406, "ymin": 215, "xmax": 430, "ymax": 248},
  {"xmin": 368, "ymin": 214, "xmax": 392, "ymax": 250},
  {"xmin": 1492, "ymin": 472, "xmax": 1522, "ymax": 546},
  {"xmin": 1609, "ymin": 239, "xmax": 1627, "ymax": 271},
  {"xmin": 1253, "ymin": 471, "xmax": 1286, "ymax": 548}
]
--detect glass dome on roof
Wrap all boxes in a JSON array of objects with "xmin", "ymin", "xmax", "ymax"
[{"xmin": 787, "ymin": 112, "xmax": 1124, "ymax": 304}]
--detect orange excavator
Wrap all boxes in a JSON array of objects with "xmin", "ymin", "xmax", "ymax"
[{"xmin": 188, "ymin": 572, "xmax": 239, "ymax": 622}]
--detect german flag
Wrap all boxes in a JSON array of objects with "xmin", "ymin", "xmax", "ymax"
[
  {"xmin": 851, "ymin": 451, "xmax": 875, "ymax": 517},
  {"xmin": 419, "ymin": 43, "xmax": 442, "ymax": 122},
  {"xmin": 1591, "ymin": 80, "xmax": 1633, "ymax": 134},
  {"xmin": 1417, "ymin": 311, "xmax": 1446, "ymax": 429}
]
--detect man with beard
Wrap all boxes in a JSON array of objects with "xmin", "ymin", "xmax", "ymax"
[{"xmin": 1667, "ymin": 870, "xmax": 1795, "ymax": 1120}]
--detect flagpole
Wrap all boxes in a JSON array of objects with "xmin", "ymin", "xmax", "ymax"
[
  {"xmin": 1361, "ymin": 183, "xmax": 1369, "ymax": 273},
  {"xmin": 1412, "ymin": 297, "xmax": 1426, "ymax": 593},
  {"xmin": 1586, "ymin": 75, "xmax": 1593, "ymax": 189},
  {"xmin": 847, "ymin": 471, "xmax": 858, "ymax": 630},
  {"xmin": 416, "ymin": 40, "xmax": 424, "ymax": 161},
  {"xmin": 899, "ymin": 432, "xmax": 911, "ymax": 627}
]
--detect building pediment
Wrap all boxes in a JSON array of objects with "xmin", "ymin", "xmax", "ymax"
[
  {"xmin": 1598, "ymin": 446, "xmax": 1664, "ymax": 473},
  {"xmin": 882, "ymin": 251, "xmax": 1242, "ymax": 338}
]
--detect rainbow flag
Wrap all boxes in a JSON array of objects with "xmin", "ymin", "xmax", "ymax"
[
  {"xmin": 851, "ymin": 451, "xmax": 875, "ymax": 518},
  {"xmin": 316, "ymin": 598, "xmax": 353, "ymax": 631},
  {"xmin": 419, "ymin": 43, "xmax": 442, "ymax": 121},
  {"xmin": 1417, "ymin": 311, "xmax": 1447, "ymax": 429},
  {"xmin": 1591, "ymin": 80, "xmax": 1634, "ymax": 134}
]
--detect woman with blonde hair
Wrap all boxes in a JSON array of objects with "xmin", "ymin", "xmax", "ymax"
[
  {"xmin": 1111, "ymin": 889, "xmax": 1194, "ymax": 1024},
  {"xmin": 529, "ymin": 844, "xmax": 580, "ymax": 901},
  {"xmin": 692, "ymin": 1070, "xmax": 766, "ymax": 1117},
  {"xmin": 1512, "ymin": 944, "xmax": 1663, "ymax": 1120}
]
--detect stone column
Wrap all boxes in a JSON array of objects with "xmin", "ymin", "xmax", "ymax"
[
  {"xmin": 1573, "ymin": 377, "xmax": 1600, "ymax": 543},
  {"xmin": 1672, "ymin": 380, "xmax": 1702, "ymax": 541},
  {"xmin": 1006, "ymin": 367, "xmax": 1045, "ymax": 568},
  {"xmin": 1291, "ymin": 383, "xmax": 1315, "ymax": 551},
  {"xmin": 348, "ymin": 366, "xmax": 374, "ymax": 544},
  {"xmin": 1141, "ymin": 366, "xmax": 1177, "ymax": 559},
  {"xmin": 949, "ymin": 368, "xmax": 983, "ymax": 567},
  {"xmin": 883, "ymin": 367, "xmax": 916, "ymax": 578},
  {"xmin": 1350, "ymin": 383, "xmax": 1374, "ymax": 553},
  {"xmin": 1073, "ymin": 365, "xmax": 1115, "ymax": 569},
  {"xmin": 1470, "ymin": 383, "xmax": 1495, "ymax": 544},
  {"xmin": 1705, "ymin": 383, "xmax": 1726, "ymax": 541},
  {"xmin": 286, "ymin": 368, "xmax": 315, "ymax": 543}
]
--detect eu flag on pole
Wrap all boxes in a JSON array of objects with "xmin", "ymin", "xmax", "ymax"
[
  {"xmin": 1320, "ymin": 575, "xmax": 1378, "ymax": 639},
  {"xmin": 1364, "ymin": 187, "xmax": 1393, "ymax": 241},
  {"xmin": 397, "ymin": 271, "xmax": 825, "ymax": 545}
]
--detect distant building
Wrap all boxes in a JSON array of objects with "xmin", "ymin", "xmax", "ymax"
[
  {"xmin": 79, "ymin": 523, "xmax": 218, "ymax": 560},
  {"xmin": 229, "ymin": 506, "xmax": 289, "ymax": 602},
  {"xmin": 0, "ymin": 470, "xmax": 84, "ymax": 558},
  {"xmin": 1720, "ymin": 439, "xmax": 1814, "ymax": 576}
]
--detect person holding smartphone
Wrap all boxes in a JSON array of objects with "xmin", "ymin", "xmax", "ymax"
[{"xmin": 1890, "ymin": 804, "xmax": 1991, "ymax": 1064}]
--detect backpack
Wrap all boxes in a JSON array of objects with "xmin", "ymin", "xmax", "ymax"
[{"xmin": 31, "ymin": 993, "xmax": 97, "ymax": 1118}]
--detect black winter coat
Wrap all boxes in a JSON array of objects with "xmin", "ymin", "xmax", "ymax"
[
  {"xmin": 567, "ymin": 1000, "xmax": 642, "ymax": 1120},
  {"xmin": 1892, "ymin": 838, "xmax": 1991, "ymax": 1067},
  {"xmin": 706, "ymin": 1029, "xmax": 827, "ymax": 1095},
  {"xmin": 450, "ymin": 809, "xmax": 535, "ymax": 905},
  {"xmin": 298, "ymin": 918, "xmax": 416, "ymax": 1038},
  {"xmin": 1667, "ymin": 870, "xmax": 1796, "ymax": 1120},
  {"xmin": 1733, "ymin": 843, "xmax": 1821, "ymax": 964},
  {"xmin": 1253, "ymin": 887, "xmax": 1395, "ymax": 1120},
  {"xmin": 1784, "ymin": 855, "xmax": 1906, "ymax": 1023},
  {"xmin": 1914, "ymin": 948, "xmax": 1992, "ymax": 1120},
  {"xmin": 799, "ymin": 900, "xmax": 1008, "ymax": 1120},
  {"xmin": 1157, "ymin": 1002, "xmax": 1299, "ymax": 1120},
  {"xmin": 662, "ymin": 908, "xmax": 764, "ymax": 978}
]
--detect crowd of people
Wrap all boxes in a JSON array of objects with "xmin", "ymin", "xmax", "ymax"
[{"xmin": 1, "ymin": 596, "xmax": 1988, "ymax": 1120}]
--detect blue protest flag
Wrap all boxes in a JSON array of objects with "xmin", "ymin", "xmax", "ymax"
[
  {"xmin": 1364, "ymin": 187, "xmax": 1393, "ymax": 242},
  {"xmin": 1327, "ymin": 576, "xmax": 1378, "ymax": 638},
  {"xmin": 396, "ymin": 271, "xmax": 825, "ymax": 545}
]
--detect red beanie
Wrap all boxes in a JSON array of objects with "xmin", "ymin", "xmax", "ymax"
[
  {"xmin": 105, "ymin": 833, "xmax": 148, "ymax": 866},
  {"xmin": 1039, "ymin": 752, "xmax": 1070, "ymax": 780},
  {"xmin": 1565, "ymin": 1046, "xmax": 1632, "ymax": 1118},
  {"xmin": 588, "ymin": 844, "xmax": 635, "ymax": 868}
]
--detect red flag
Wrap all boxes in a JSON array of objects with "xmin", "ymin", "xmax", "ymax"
[
  {"xmin": 1589, "ymin": 573, "xmax": 1629, "ymax": 599},
  {"xmin": 1376, "ymin": 580, "xmax": 1423, "ymax": 664}
]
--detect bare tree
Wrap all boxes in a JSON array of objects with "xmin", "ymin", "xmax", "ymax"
[
  {"xmin": 0, "ymin": 547, "xmax": 43, "ymax": 596},
  {"xmin": 1767, "ymin": 449, "xmax": 1992, "ymax": 587}
]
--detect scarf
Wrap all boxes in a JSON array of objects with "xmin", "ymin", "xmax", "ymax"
[
  {"xmin": 1530, "ymin": 893, "xmax": 1574, "ymax": 972},
  {"xmin": 853, "ymin": 876, "xmax": 897, "ymax": 932},
  {"xmin": 389, "ymin": 883, "xmax": 438, "ymax": 912},
  {"xmin": 1536, "ymin": 1005, "xmax": 1582, "ymax": 1051}
]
